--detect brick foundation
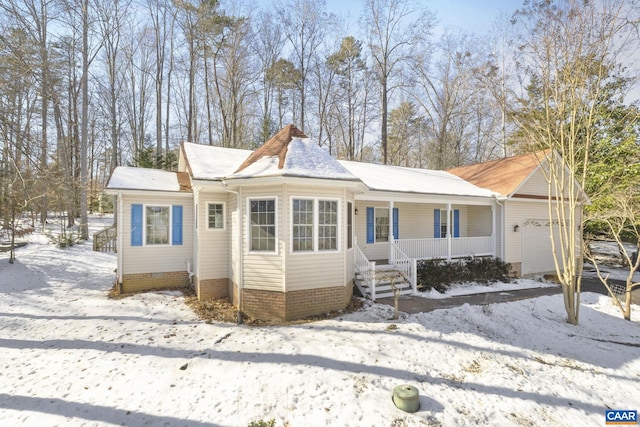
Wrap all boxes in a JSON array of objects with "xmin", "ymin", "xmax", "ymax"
[
  {"xmin": 122, "ymin": 271, "xmax": 190, "ymax": 293},
  {"xmin": 196, "ymin": 277, "xmax": 230, "ymax": 300},
  {"xmin": 235, "ymin": 283, "xmax": 353, "ymax": 321}
]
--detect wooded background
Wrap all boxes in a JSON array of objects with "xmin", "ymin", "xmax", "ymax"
[{"xmin": 0, "ymin": 0, "xmax": 638, "ymax": 242}]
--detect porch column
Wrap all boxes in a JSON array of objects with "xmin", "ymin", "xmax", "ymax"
[
  {"xmin": 491, "ymin": 204, "xmax": 496, "ymax": 258},
  {"xmin": 388, "ymin": 200, "xmax": 394, "ymax": 264},
  {"xmin": 447, "ymin": 202, "xmax": 452, "ymax": 261}
]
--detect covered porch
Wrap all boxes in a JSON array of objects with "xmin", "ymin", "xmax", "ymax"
[{"xmin": 352, "ymin": 194, "xmax": 496, "ymax": 300}]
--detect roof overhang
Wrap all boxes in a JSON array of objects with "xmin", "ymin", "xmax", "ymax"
[
  {"xmin": 355, "ymin": 190, "xmax": 496, "ymax": 206},
  {"xmin": 104, "ymin": 188, "xmax": 193, "ymax": 198},
  {"xmin": 221, "ymin": 175, "xmax": 368, "ymax": 192}
]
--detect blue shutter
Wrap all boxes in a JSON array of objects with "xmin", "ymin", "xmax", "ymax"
[
  {"xmin": 366, "ymin": 207, "xmax": 374, "ymax": 243},
  {"xmin": 131, "ymin": 204, "xmax": 143, "ymax": 246},
  {"xmin": 392, "ymin": 207, "xmax": 399, "ymax": 240},
  {"xmin": 453, "ymin": 209, "xmax": 460, "ymax": 238},
  {"xmin": 172, "ymin": 205, "xmax": 183, "ymax": 245},
  {"xmin": 433, "ymin": 209, "xmax": 440, "ymax": 238}
]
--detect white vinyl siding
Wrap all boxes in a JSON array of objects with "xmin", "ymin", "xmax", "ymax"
[
  {"xmin": 197, "ymin": 193, "xmax": 230, "ymax": 281},
  {"xmin": 121, "ymin": 195, "xmax": 193, "ymax": 275},
  {"xmin": 466, "ymin": 205, "xmax": 492, "ymax": 237},
  {"xmin": 515, "ymin": 168, "xmax": 549, "ymax": 197},
  {"xmin": 243, "ymin": 187, "xmax": 283, "ymax": 292}
]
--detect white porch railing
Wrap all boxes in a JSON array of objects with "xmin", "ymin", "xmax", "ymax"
[
  {"xmin": 395, "ymin": 238, "xmax": 448, "ymax": 259},
  {"xmin": 395, "ymin": 236, "xmax": 493, "ymax": 260},
  {"xmin": 451, "ymin": 236, "xmax": 494, "ymax": 258},
  {"xmin": 354, "ymin": 243, "xmax": 376, "ymax": 299},
  {"xmin": 390, "ymin": 240, "xmax": 417, "ymax": 293}
]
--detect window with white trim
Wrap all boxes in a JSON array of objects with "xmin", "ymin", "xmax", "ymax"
[
  {"xmin": 146, "ymin": 206, "xmax": 170, "ymax": 245},
  {"xmin": 208, "ymin": 203, "xmax": 224, "ymax": 229},
  {"xmin": 291, "ymin": 198, "xmax": 339, "ymax": 252},
  {"xmin": 292, "ymin": 199, "xmax": 314, "ymax": 251},
  {"xmin": 318, "ymin": 200, "xmax": 338, "ymax": 250},
  {"xmin": 250, "ymin": 199, "xmax": 276, "ymax": 252}
]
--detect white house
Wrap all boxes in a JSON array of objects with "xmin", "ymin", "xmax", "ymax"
[{"xmin": 105, "ymin": 125, "xmax": 579, "ymax": 320}]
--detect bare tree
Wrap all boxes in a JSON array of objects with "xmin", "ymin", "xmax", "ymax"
[
  {"xmin": 251, "ymin": 9, "xmax": 284, "ymax": 142},
  {"xmin": 276, "ymin": 0, "xmax": 333, "ymax": 132},
  {"xmin": 363, "ymin": 0, "xmax": 434, "ymax": 164},
  {"xmin": 326, "ymin": 36, "xmax": 370, "ymax": 160},
  {"xmin": 1, "ymin": 0, "xmax": 59, "ymax": 226},
  {"xmin": 96, "ymin": 0, "xmax": 130, "ymax": 173},
  {"xmin": 512, "ymin": 0, "xmax": 637, "ymax": 325},
  {"xmin": 148, "ymin": 0, "xmax": 174, "ymax": 165}
]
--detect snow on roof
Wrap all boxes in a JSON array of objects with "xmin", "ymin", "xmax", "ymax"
[
  {"xmin": 182, "ymin": 143, "xmax": 252, "ymax": 180},
  {"xmin": 235, "ymin": 124, "xmax": 306, "ymax": 173},
  {"xmin": 107, "ymin": 167, "xmax": 191, "ymax": 192},
  {"xmin": 231, "ymin": 137, "xmax": 359, "ymax": 181},
  {"xmin": 338, "ymin": 160, "xmax": 496, "ymax": 198}
]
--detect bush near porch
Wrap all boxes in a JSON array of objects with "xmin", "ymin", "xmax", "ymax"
[{"xmin": 417, "ymin": 257, "xmax": 513, "ymax": 293}]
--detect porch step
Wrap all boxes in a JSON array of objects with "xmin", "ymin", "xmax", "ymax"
[{"xmin": 355, "ymin": 269, "xmax": 413, "ymax": 301}]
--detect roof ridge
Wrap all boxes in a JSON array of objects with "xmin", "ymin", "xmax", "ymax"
[{"xmin": 235, "ymin": 124, "xmax": 307, "ymax": 173}]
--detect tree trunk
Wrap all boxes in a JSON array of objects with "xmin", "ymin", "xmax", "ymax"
[{"xmin": 79, "ymin": 0, "xmax": 89, "ymax": 240}]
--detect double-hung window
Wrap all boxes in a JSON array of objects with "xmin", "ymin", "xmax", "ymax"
[
  {"xmin": 208, "ymin": 203, "xmax": 224, "ymax": 229},
  {"xmin": 365, "ymin": 207, "xmax": 398, "ymax": 243},
  {"xmin": 292, "ymin": 199, "xmax": 314, "ymax": 251},
  {"xmin": 318, "ymin": 200, "xmax": 338, "ymax": 250},
  {"xmin": 146, "ymin": 206, "xmax": 170, "ymax": 245},
  {"xmin": 131, "ymin": 204, "xmax": 182, "ymax": 246},
  {"xmin": 291, "ymin": 198, "xmax": 338, "ymax": 252},
  {"xmin": 250, "ymin": 199, "xmax": 276, "ymax": 252}
]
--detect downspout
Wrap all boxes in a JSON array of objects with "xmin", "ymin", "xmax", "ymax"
[
  {"xmin": 222, "ymin": 181, "xmax": 244, "ymax": 325},
  {"xmin": 117, "ymin": 193, "xmax": 124, "ymax": 294}
]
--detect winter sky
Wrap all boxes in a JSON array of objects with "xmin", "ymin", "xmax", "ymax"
[{"xmin": 323, "ymin": 0, "xmax": 513, "ymax": 34}]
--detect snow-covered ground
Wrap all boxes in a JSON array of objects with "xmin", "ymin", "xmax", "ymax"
[{"xmin": 1, "ymin": 216, "xmax": 639, "ymax": 427}]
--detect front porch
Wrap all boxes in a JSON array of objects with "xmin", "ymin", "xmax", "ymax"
[{"xmin": 353, "ymin": 198, "xmax": 496, "ymax": 300}]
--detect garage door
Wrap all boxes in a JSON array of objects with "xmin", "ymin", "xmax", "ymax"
[{"xmin": 521, "ymin": 219, "xmax": 562, "ymax": 276}]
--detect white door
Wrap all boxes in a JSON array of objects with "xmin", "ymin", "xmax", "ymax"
[{"xmin": 521, "ymin": 219, "xmax": 562, "ymax": 276}]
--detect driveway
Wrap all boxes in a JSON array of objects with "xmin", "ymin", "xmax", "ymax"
[{"xmin": 376, "ymin": 275, "xmax": 637, "ymax": 314}]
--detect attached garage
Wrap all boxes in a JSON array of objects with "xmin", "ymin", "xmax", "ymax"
[{"xmin": 521, "ymin": 219, "xmax": 562, "ymax": 276}]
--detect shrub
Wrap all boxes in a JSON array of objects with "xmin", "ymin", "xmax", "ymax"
[
  {"xmin": 248, "ymin": 420, "xmax": 276, "ymax": 427},
  {"xmin": 464, "ymin": 256, "xmax": 512, "ymax": 284},
  {"xmin": 417, "ymin": 258, "xmax": 459, "ymax": 293},
  {"xmin": 417, "ymin": 257, "xmax": 512, "ymax": 293}
]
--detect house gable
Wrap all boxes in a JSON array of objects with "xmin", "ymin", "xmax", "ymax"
[{"xmin": 447, "ymin": 150, "xmax": 549, "ymax": 197}]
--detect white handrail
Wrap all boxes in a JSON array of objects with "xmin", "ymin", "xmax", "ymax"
[
  {"xmin": 354, "ymin": 244, "xmax": 376, "ymax": 298},
  {"xmin": 390, "ymin": 240, "xmax": 416, "ymax": 292}
]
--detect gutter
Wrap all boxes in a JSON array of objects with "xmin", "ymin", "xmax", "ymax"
[{"xmin": 222, "ymin": 181, "xmax": 244, "ymax": 325}]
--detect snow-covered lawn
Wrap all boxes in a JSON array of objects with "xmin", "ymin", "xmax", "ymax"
[{"xmin": 1, "ymin": 217, "xmax": 639, "ymax": 427}]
